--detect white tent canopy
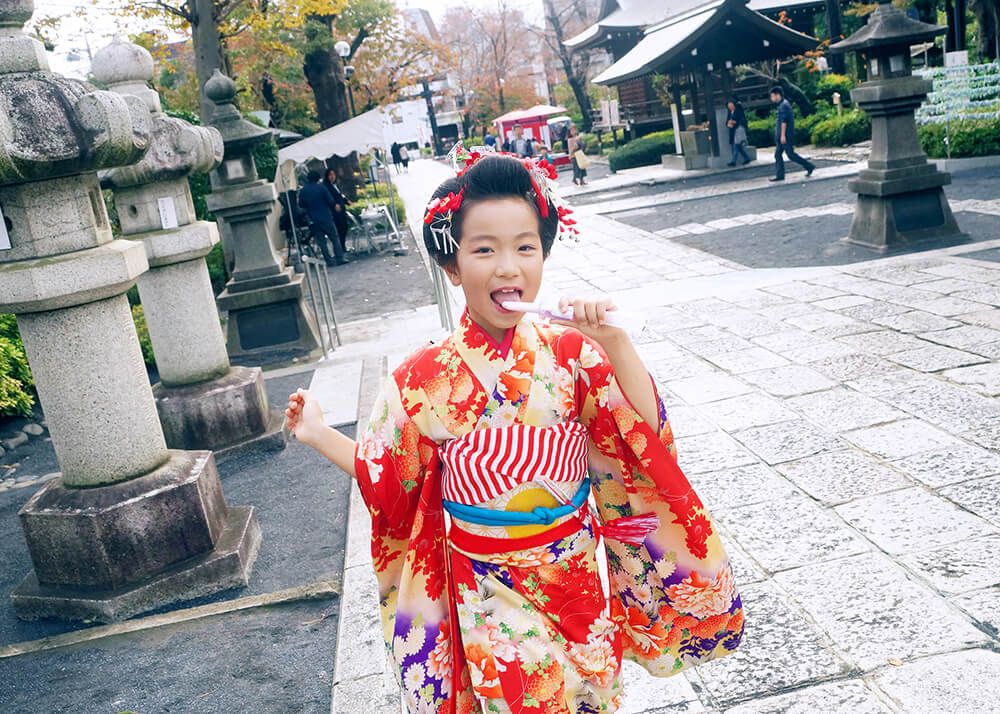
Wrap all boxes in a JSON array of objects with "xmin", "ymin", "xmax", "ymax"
[{"xmin": 277, "ymin": 107, "xmax": 388, "ymax": 165}]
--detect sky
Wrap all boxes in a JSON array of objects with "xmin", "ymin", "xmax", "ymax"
[{"xmin": 39, "ymin": 0, "xmax": 547, "ymax": 79}]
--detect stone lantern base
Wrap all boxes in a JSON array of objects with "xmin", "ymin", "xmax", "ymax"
[
  {"xmin": 846, "ymin": 165, "xmax": 964, "ymax": 252},
  {"xmin": 154, "ymin": 366, "xmax": 287, "ymax": 461},
  {"xmin": 12, "ymin": 450, "xmax": 261, "ymax": 623}
]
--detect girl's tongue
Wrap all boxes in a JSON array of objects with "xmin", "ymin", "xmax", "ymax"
[{"xmin": 491, "ymin": 288, "xmax": 522, "ymax": 312}]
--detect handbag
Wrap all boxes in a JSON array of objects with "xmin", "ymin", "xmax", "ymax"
[
  {"xmin": 573, "ymin": 149, "xmax": 590, "ymax": 169},
  {"xmin": 733, "ymin": 125, "xmax": 748, "ymax": 145}
]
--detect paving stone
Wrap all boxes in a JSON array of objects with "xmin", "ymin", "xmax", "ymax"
[
  {"xmin": 842, "ymin": 419, "xmax": 963, "ymax": 460},
  {"xmin": 899, "ymin": 534, "xmax": 1000, "ymax": 596},
  {"xmin": 650, "ymin": 358, "xmax": 720, "ymax": 385},
  {"xmin": 957, "ymin": 308, "xmax": 1000, "ymax": 330},
  {"xmin": 813, "ymin": 320, "xmax": 879, "ymax": 340},
  {"xmin": 757, "ymin": 303, "xmax": 822, "ymax": 320},
  {"xmin": 904, "ymin": 296, "xmax": 985, "ymax": 317},
  {"xmin": 917, "ymin": 277, "xmax": 982, "ymax": 294},
  {"xmin": 918, "ymin": 325, "xmax": 1000, "ymax": 350},
  {"xmin": 617, "ymin": 661, "xmax": 706, "ymax": 714},
  {"xmin": 780, "ymin": 340, "xmax": 857, "ymax": 364},
  {"xmin": 644, "ymin": 305, "xmax": 707, "ymax": 331},
  {"xmin": 951, "ymin": 587, "xmax": 1000, "ymax": 637},
  {"xmin": 941, "ymin": 362, "xmax": 1000, "ymax": 396},
  {"xmin": 697, "ymin": 392, "xmax": 799, "ymax": 432},
  {"xmin": 774, "ymin": 552, "xmax": 989, "ymax": 671},
  {"xmin": 677, "ymin": 222, "xmax": 714, "ymax": 235},
  {"xmin": 742, "ymin": 365, "xmax": 836, "ymax": 397},
  {"xmin": 872, "ymin": 649, "xmax": 1000, "ymax": 712},
  {"xmin": 890, "ymin": 445, "xmax": 1000, "ymax": 487},
  {"xmin": 786, "ymin": 387, "xmax": 905, "ymax": 433},
  {"xmin": 964, "ymin": 420, "xmax": 1000, "ymax": 450},
  {"xmin": 685, "ymin": 336, "xmax": 758, "ymax": 358},
  {"xmin": 675, "ymin": 431, "xmax": 761, "ymax": 474},
  {"xmin": 971, "ymin": 340, "xmax": 1000, "ymax": 359},
  {"xmin": 715, "ymin": 526, "xmax": 769, "ymax": 586},
  {"xmin": 940, "ymin": 475, "xmax": 1000, "ymax": 528},
  {"xmin": 721, "ymin": 679, "xmax": 893, "ymax": 714},
  {"xmin": 872, "ymin": 310, "xmax": 961, "ymax": 333},
  {"xmin": 703, "ymin": 347, "xmax": 790, "ymax": 374},
  {"xmin": 776, "ymin": 450, "xmax": 912, "ymax": 506},
  {"xmin": 877, "ymin": 381, "xmax": 1000, "ymax": 433},
  {"xmin": 811, "ymin": 295, "xmax": 873, "ymax": 311},
  {"xmin": 837, "ymin": 300, "xmax": 910, "ymax": 322},
  {"xmin": 717, "ymin": 492, "xmax": 871, "ymax": 572},
  {"xmin": 690, "ymin": 463, "xmax": 801, "ymax": 512},
  {"xmin": 808, "ymin": 352, "xmax": 896, "ymax": 382},
  {"xmin": 784, "ymin": 312, "xmax": 861, "ymax": 333},
  {"xmin": 887, "ymin": 344, "xmax": 986, "ymax": 372},
  {"xmin": 706, "ymin": 314, "xmax": 788, "ymax": 340},
  {"xmin": 666, "ymin": 405, "xmax": 720, "ymax": 438},
  {"xmin": 691, "ymin": 580, "xmax": 852, "ymax": 706},
  {"xmin": 842, "ymin": 264, "xmax": 942, "ymax": 286},
  {"xmin": 1, "ymin": 431, "xmax": 27, "ymax": 451},
  {"xmin": 751, "ymin": 329, "xmax": 820, "ymax": 353},
  {"xmin": 665, "ymin": 324, "xmax": 734, "ymax": 346},
  {"xmin": 638, "ymin": 339, "xmax": 693, "ymax": 361},
  {"xmin": 836, "ymin": 486, "xmax": 997, "ymax": 555},
  {"xmin": 923, "ymin": 263, "xmax": 1000, "ymax": 282},
  {"xmin": 724, "ymin": 289, "xmax": 793, "ymax": 310},
  {"xmin": 952, "ymin": 285, "xmax": 1000, "ymax": 306},
  {"xmin": 670, "ymin": 374, "xmax": 754, "ymax": 404},
  {"xmin": 732, "ymin": 419, "xmax": 842, "ymax": 465},
  {"xmin": 764, "ymin": 282, "xmax": 846, "ymax": 302}
]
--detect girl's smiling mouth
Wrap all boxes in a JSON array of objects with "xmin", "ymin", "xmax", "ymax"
[{"xmin": 490, "ymin": 287, "xmax": 523, "ymax": 313}]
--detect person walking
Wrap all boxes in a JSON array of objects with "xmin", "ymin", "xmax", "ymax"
[
  {"xmin": 390, "ymin": 141, "xmax": 402, "ymax": 174},
  {"xmin": 399, "ymin": 145, "xmax": 410, "ymax": 172},
  {"xmin": 726, "ymin": 98, "xmax": 753, "ymax": 167},
  {"xmin": 567, "ymin": 125, "xmax": 588, "ymax": 186},
  {"xmin": 769, "ymin": 86, "xmax": 814, "ymax": 182},
  {"xmin": 298, "ymin": 169, "xmax": 349, "ymax": 266},
  {"xmin": 323, "ymin": 167, "xmax": 350, "ymax": 254}
]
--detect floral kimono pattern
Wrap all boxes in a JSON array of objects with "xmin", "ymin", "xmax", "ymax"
[{"xmin": 355, "ymin": 312, "xmax": 744, "ymax": 713}]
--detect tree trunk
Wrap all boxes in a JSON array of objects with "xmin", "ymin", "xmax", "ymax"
[
  {"xmin": 302, "ymin": 17, "xmax": 360, "ymax": 199},
  {"xmin": 543, "ymin": 0, "xmax": 593, "ymax": 132},
  {"xmin": 193, "ymin": 0, "xmax": 229, "ymax": 123},
  {"xmin": 824, "ymin": 0, "xmax": 846, "ymax": 74},
  {"xmin": 970, "ymin": 0, "xmax": 999, "ymax": 60}
]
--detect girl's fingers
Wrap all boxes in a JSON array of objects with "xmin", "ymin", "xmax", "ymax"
[{"xmin": 596, "ymin": 302, "xmax": 607, "ymax": 326}]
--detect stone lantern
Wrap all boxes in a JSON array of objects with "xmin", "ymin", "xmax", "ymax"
[
  {"xmin": 0, "ymin": 2, "xmax": 259, "ymax": 622},
  {"xmin": 830, "ymin": 0, "xmax": 962, "ymax": 251},
  {"xmin": 204, "ymin": 70, "xmax": 322, "ymax": 366},
  {"xmin": 94, "ymin": 38, "xmax": 286, "ymax": 458}
]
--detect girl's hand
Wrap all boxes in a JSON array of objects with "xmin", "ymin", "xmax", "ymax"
[
  {"xmin": 284, "ymin": 388, "xmax": 326, "ymax": 446},
  {"xmin": 552, "ymin": 296, "xmax": 628, "ymax": 347}
]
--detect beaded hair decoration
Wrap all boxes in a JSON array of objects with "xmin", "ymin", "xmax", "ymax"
[{"xmin": 423, "ymin": 142, "xmax": 579, "ymax": 255}]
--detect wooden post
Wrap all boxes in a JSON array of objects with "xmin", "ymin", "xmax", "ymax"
[{"xmin": 702, "ymin": 68, "xmax": 721, "ymax": 158}]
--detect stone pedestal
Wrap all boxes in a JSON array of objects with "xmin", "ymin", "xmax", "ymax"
[
  {"xmin": 832, "ymin": 0, "xmax": 963, "ymax": 252},
  {"xmin": 204, "ymin": 70, "xmax": 321, "ymax": 366},
  {"xmin": 94, "ymin": 38, "xmax": 286, "ymax": 456},
  {"xmin": 0, "ymin": 4, "xmax": 260, "ymax": 622}
]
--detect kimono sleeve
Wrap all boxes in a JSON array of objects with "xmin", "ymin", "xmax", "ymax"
[
  {"xmin": 354, "ymin": 374, "xmax": 438, "ymax": 544},
  {"xmin": 574, "ymin": 335, "xmax": 745, "ymax": 677}
]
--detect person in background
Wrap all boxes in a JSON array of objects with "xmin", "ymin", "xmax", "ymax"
[
  {"xmin": 323, "ymin": 167, "xmax": 350, "ymax": 253},
  {"xmin": 538, "ymin": 144, "xmax": 553, "ymax": 164},
  {"xmin": 483, "ymin": 131, "xmax": 496, "ymax": 149},
  {"xmin": 511, "ymin": 124, "xmax": 534, "ymax": 157},
  {"xmin": 298, "ymin": 169, "xmax": 349, "ymax": 266},
  {"xmin": 769, "ymin": 85, "xmax": 814, "ymax": 182},
  {"xmin": 390, "ymin": 141, "xmax": 402, "ymax": 174},
  {"xmin": 567, "ymin": 125, "xmax": 587, "ymax": 186},
  {"xmin": 726, "ymin": 98, "xmax": 753, "ymax": 167},
  {"xmin": 400, "ymin": 145, "xmax": 410, "ymax": 173}
]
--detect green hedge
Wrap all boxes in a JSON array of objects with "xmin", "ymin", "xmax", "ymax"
[
  {"xmin": 0, "ymin": 314, "xmax": 33, "ymax": 417},
  {"xmin": 349, "ymin": 184, "xmax": 407, "ymax": 225},
  {"xmin": 814, "ymin": 74, "xmax": 854, "ymax": 105},
  {"xmin": 131, "ymin": 304, "xmax": 157, "ymax": 367},
  {"xmin": 919, "ymin": 117, "xmax": 1000, "ymax": 158},
  {"xmin": 810, "ymin": 109, "xmax": 871, "ymax": 146},
  {"xmin": 747, "ymin": 118, "xmax": 775, "ymax": 148},
  {"xmin": 607, "ymin": 130, "xmax": 676, "ymax": 172}
]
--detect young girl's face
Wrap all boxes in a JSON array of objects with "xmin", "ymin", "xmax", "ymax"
[{"xmin": 444, "ymin": 197, "xmax": 544, "ymax": 342}]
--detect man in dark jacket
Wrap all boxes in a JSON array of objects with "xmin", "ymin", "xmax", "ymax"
[
  {"xmin": 769, "ymin": 86, "xmax": 814, "ymax": 182},
  {"xmin": 298, "ymin": 169, "xmax": 349, "ymax": 265}
]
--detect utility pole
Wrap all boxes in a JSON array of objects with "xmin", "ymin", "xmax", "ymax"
[
  {"xmin": 825, "ymin": 0, "xmax": 846, "ymax": 74},
  {"xmin": 421, "ymin": 78, "xmax": 443, "ymax": 157}
]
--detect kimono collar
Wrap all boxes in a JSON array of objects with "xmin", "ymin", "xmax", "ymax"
[{"xmin": 459, "ymin": 310, "xmax": 517, "ymax": 361}]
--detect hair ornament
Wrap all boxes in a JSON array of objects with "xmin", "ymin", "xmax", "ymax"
[{"xmin": 423, "ymin": 188, "xmax": 464, "ymax": 254}]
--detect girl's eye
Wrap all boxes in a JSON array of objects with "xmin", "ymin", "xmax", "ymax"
[
  {"xmin": 473, "ymin": 246, "xmax": 493, "ymax": 254},
  {"xmin": 519, "ymin": 244, "xmax": 538, "ymax": 252}
]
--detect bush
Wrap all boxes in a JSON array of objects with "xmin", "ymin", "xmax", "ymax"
[
  {"xmin": 747, "ymin": 117, "xmax": 775, "ymax": 147},
  {"xmin": 206, "ymin": 242, "xmax": 229, "ymax": 295},
  {"xmin": 919, "ymin": 117, "xmax": 1000, "ymax": 158},
  {"xmin": 815, "ymin": 73, "xmax": 855, "ymax": 105},
  {"xmin": 810, "ymin": 110, "xmax": 871, "ymax": 146},
  {"xmin": 0, "ymin": 314, "xmax": 34, "ymax": 417},
  {"xmin": 607, "ymin": 130, "xmax": 676, "ymax": 172},
  {"xmin": 349, "ymin": 184, "xmax": 407, "ymax": 225},
  {"xmin": 796, "ymin": 101, "xmax": 834, "ymax": 138},
  {"xmin": 131, "ymin": 304, "xmax": 157, "ymax": 367}
]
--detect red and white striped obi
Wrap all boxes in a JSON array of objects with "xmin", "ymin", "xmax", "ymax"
[{"xmin": 441, "ymin": 422, "xmax": 588, "ymax": 506}]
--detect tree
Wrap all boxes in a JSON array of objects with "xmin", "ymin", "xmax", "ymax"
[
  {"xmin": 970, "ymin": 0, "xmax": 1000, "ymax": 59},
  {"xmin": 541, "ymin": 0, "xmax": 596, "ymax": 131}
]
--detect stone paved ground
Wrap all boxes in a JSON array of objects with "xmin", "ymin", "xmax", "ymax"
[{"xmin": 334, "ymin": 158, "xmax": 1000, "ymax": 713}]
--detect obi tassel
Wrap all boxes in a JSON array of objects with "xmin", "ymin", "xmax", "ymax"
[{"xmin": 597, "ymin": 513, "xmax": 660, "ymax": 545}]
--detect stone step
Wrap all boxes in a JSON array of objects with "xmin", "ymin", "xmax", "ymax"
[{"xmin": 308, "ymin": 359, "xmax": 364, "ymax": 428}]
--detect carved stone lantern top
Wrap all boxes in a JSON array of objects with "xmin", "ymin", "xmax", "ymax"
[
  {"xmin": 0, "ymin": 0, "xmax": 150, "ymax": 185},
  {"xmin": 94, "ymin": 37, "xmax": 223, "ymax": 189},
  {"xmin": 205, "ymin": 69, "xmax": 272, "ymax": 154}
]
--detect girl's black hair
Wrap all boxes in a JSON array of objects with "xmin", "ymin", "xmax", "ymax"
[{"xmin": 422, "ymin": 154, "xmax": 559, "ymax": 267}]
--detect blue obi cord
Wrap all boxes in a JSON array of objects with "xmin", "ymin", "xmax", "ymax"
[{"xmin": 442, "ymin": 478, "xmax": 590, "ymax": 527}]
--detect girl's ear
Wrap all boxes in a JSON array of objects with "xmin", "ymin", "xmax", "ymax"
[{"xmin": 443, "ymin": 261, "xmax": 462, "ymax": 286}]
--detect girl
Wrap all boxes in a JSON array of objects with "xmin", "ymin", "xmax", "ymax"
[
  {"xmin": 285, "ymin": 153, "xmax": 742, "ymax": 713},
  {"xmin": 567, "ymin": 125, "xmax": 588, "ymax": 186}
]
